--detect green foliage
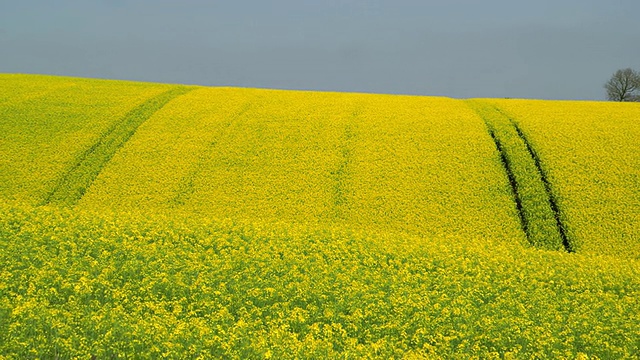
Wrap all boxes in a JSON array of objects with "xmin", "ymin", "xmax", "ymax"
[{"xmin": 1, "ymin": 204, "xmax": 639, "ymax": 358}]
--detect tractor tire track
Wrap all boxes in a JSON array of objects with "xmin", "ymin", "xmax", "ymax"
[
  {"xmin": 43, "ymin": 86, "xmax": 194, "ymax": 206},
  {"xmin": 487, "ymin": 127, "xmax": 530, "ymax": 239},
  {"xmin": 511, "ymin": 121, "xmax": 572, "ymax": 252},
  {"xmin": 171, "ymin": 101, "xmax": 254, "ymax": 206},
  {"xmin": 331, "ymin": 108, "xmax": 361, "ymax": 220},
  {"xmin": 468, "ymin": 100, "xmax": 572, "ymax": 252}
]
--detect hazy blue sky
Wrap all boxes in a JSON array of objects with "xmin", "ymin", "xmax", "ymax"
[{"xmin": 1, "ymin": 0, "xmax": 639, "ymax": 99}]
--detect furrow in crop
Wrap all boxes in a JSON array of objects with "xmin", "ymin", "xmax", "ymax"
[
  {"xmin": 467, "ymin": 100, "xmax": 568, "ymax": 251},
  {"xmin": 43, "ymin": 86, "xmax": 194, "ymax": 206},
  {"xmin": 171, "ymin": 101, "xmax": 253, "ymax": 206},
  {"xmin": 511, "ymin": 122, "xmax": 573, "ymax": 252},
  {"xmin": 331, "ymin": 109, "xmax": 360, "ymax": 220},
  {"xmin": 487, "ymin": 128, "xmax": 529, "ymax": 238},
  {"xmin": 332, "ymin": 124, "xmax": 354, "ymax": 215}
]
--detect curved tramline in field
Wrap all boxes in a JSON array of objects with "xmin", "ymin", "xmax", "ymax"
[
  {"xmin": 0, "ymin": 75, "xmax": 176, "ymax": 205},
  {"xmin": 43, "ymin": 86, "xmax": 195, "ymax": 206},
  {"xmin": 467, "ymin": 100, "xmax": 571, "ymax": 252},
  {"xmin": 484, "ymin": 98, "xmax": 640, "ymax": 259},
  {"xmin": 1, "ymin": 74, "xmax": 639, "ymax": 358},
  {"xmin": 172, "ymin": 98, "xmax": 259, "ymax": 206}
]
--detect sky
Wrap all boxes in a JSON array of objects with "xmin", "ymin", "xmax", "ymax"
[{"xmin": 1, "ymin": 0, "xmax": 639, "ymax": 100}]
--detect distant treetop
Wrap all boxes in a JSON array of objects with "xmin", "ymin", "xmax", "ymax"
[{"xmin": 605, "ymin": 68, "xmax": 640, "ymax": 102}]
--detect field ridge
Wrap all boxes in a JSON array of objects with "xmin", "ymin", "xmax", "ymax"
[
  {"xmin": 0, "ymin": 82, "xmax": 76, "ymax": 107},
  {"xmin": 43, "ymin": 86, "xmax": 194, "ymax": 206},
  {"xmin": 468, "ymin": 100, "xmax": 570, "ymax": 251}
]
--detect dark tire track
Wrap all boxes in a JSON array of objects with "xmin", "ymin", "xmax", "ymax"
[
  {"xmin": 487, "ymin": 128, "xmax": 530, "ymax": 239},
  {"xmin": 511, "ymin": 122, "xmax": 572, "ymax": 252},
  {"xmin": 467, "ymin": 100, "xmax": 572, "ymax": 252},
  {"xmin": 43, "ymin": 86, "xmax": 195, "ymax": 206}
]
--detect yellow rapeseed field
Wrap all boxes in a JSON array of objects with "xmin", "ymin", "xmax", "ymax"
[
  {"xmin": 78, "ymin": 87, "xmax": 523, "ymax": 241},
  {"xmin": 0, "ymin": 74, "xmax": 174, "ymax": 205},
  {"xmin": 1, "ymin": 74, "xmax": 639, "ymax": 358},
  {"xmin": 486, "ymin": 99, "xmax": 640, "ymax": 259}
]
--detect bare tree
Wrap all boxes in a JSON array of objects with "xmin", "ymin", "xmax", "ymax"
[{"xmin": 604, "ymin": 68, "xmax": 640, "ymax": 101}]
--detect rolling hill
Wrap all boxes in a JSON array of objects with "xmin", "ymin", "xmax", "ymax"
[{"xmin": 1, "ymin": 74, "xmax": 639, "ymax": 358}]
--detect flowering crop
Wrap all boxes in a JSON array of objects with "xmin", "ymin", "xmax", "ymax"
[
  {"xmin": 0, "ymin": 74, "xmax": 173, "ymax": 205},
  {"xmin": 44, "ymin": 86, "xmax": 195, "ymax": 206},
  {"xmin": 78, "ymin": 88, "xmax": 524, "ymax": 242},
  {"xmin": 468, "ymin": 100, "xmax": 568, "ymax": 251},
  {"xmin": 0, "ymin": 204, "xmax": 639, "ymax": 358},
  {"xmin": 1, "ymin": 75, "xmax": 639, "ymax": 358},
  {"xmin": 484, "ymin": 99, "xmax": 640, "ymax": 259}
]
